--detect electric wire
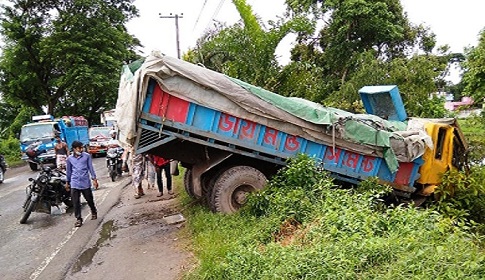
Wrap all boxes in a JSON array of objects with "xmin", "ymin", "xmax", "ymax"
[
  {"xmin": 205, "ymin": 0, "xmax": 225, "ymax": 31},
  {"xmin": 193, "ymin": 0, "xmax": 209, "ymax": 31}
]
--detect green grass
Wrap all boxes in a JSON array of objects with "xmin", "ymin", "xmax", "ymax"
[{"xmin": 180, "ymin": 155, "xmax": 485, "ymax": 280}]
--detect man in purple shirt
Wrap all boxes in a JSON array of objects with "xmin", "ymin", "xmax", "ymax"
[{"xmin": 66, "ymin": 141, "xmax": 99, "ymax": 227}]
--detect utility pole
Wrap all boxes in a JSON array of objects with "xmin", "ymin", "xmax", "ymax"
[{"xmin": 159, "ymin": 12, "xmax": 184, "ymax": 59}]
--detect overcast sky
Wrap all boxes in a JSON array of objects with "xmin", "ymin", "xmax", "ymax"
[{"xmin": 126, "ymin": 0, "xmax": 485, "ymax": 60}]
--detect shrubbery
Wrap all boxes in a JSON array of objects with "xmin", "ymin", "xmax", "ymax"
[
  {"xmin": 0, "ymin": 137, "xmax": 21, "ymax": 165},
  {"xmin": 184, "ymin": 155, "xmax": 485, "ymax": 280}
]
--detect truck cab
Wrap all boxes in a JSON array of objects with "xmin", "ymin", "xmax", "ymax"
[
  {"xmin": 87, "ymin": 126, "xmax": 112, "ymax": 157},
  {"xmin": 20, "ymin": 115, "xmax": 89, "ymax": 170}
]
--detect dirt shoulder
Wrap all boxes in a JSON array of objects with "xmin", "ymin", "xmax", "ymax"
[{"xmin": 65, "ymin": 180, "xmax": 196, "ymax": 280}]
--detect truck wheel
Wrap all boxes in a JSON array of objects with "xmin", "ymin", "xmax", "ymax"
[
  {"xmin": 29, "ymin": 162, "xmax": 38, "ymax": 171},
  {"xmin": 211, "ymin": 166, "xmax": 267, "ymax": 214},
  {"xmin": 183, "ymin": 169, "xmax": 197, "ymax": 199}
]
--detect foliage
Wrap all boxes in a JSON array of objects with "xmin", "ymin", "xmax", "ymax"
[
  {"xmin": 0, "ymin": 136, "xmax": 21, "ymax": 164},
  {"xmin": 0, "ymin": 0, "xmax": 141, "ymax": 128},
  {"xmin": 458, "ymin": 116, "xmax": 485, "ymax": 165},
  {"xmin": 462, "ymin": 28, "xmax": 485, "ymax": 103},
  {"xmin": 434, "ymin": 166, "xmax": 485, "ymax": 233},
  {"xmin": 184, "ymin": 156, "xmax": 485, "ymax": 279},
  {"xmin": 322, "ymin": 50, "xmax": 449, "ymax": 117},
  {"xmin": 185, "ymin": 0, "xmax": 314, "ymax": 91}
]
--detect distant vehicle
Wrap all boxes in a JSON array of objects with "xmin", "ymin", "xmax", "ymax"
[
  {"xmin": 100, "ymin": 109, "xmax": 117, "ymax": 128},
  {"xmin": 87, "ymin": 126, "xmax": 112, "ymax": 157},
  {"xmin": 0, "ymin": 153, "xmax": 7, "ymax": 183},
  {"xmin": 20, "ymin": 115, "xmax": 89, "ymax": 171}
]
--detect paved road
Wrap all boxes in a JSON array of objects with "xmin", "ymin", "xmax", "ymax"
[{"xmin": 0, "ymin": 157, "xmax": 193, "ymax": 280}]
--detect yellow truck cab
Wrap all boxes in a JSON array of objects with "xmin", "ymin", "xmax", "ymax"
[{"xmin": 415, "ymin": 118, "xmax": 468, "ymax": 195}]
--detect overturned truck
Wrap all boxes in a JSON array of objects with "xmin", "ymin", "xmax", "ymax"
[{"xmin": 116, "ymin": 53, "xmax": 468, "ymax": 213}]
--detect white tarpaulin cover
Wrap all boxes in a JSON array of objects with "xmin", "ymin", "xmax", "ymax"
[{"xmin": 116, "ymin": 51, "xmax": 434, "ymax": 172}]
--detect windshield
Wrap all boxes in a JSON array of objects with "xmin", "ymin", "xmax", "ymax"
[
  {"xmin": 89, "ymin": 127, "xmax": 111, "ymax": 140},
  {"xmin": 20, "ymin": 123, "xmax": 55, "ymax": 142}
]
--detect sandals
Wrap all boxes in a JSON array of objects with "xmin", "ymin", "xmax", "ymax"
[
  {"xmin": 134, "ymin": 193, "xmax": 142, "ymax": 199},
  {"xmin": 91, "ymin": 213, "xmax": 97, "ymax": 220},
  {"xmin": 75, "ymin": 219, "xmax": 83, "ymax": 227}
]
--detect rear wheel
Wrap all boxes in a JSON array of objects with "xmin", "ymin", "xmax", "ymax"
[
  {"xmin": 183, "ymin": 169, "xmax": 196, "ymax": 199},
  {"xmin": 210, "ymin": 166, "xmax": 267, "ymax": 214},
  {"xmin": 29, "ymin": 162, "xmax": 38, "ymax": 171},
  {"xmin": 20, "ymin": 199, "xmax": 36, "ymax": 224},
  {"xmin": 0, "ymin": 168, "xmax": 4, "ymax": 183}
]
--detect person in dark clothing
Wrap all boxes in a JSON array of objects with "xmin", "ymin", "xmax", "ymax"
[
  {"xmin": 150, "ymin": 155, "xmax": 173, "ymax": 197},
  {"xmin": 65, "ymin": 141, "xmax": 98, "ymax": 227}
]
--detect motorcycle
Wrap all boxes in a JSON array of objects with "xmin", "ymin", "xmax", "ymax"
[
  {"xmin": 106, "ymin": 146, "xmax": 124, "ymax": 182},
  {"xmin": 0, "ymin": 154, "xmax": 7, "ymax": 183},
  {"xmin": 20, "ymin": 166, "xmax": 72, "ymax": 224}
]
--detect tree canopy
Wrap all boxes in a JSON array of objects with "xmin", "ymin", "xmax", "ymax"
[
  {"xmin": 461, "ymin": 28, "xmax": 485, "ymax": 103},
  {"xmin": 186, "ymin": 0, "xmax": 454, "ymax": 117},
  {"xmin": 0, "ymin": 0, "xmax": 141, "ymax": 132}
]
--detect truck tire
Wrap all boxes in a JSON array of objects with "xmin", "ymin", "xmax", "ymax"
[
  {"xmin": 211, "ymin": 166, "xmax": 267, "ymax": 214},
  {"xmin": 183, "ymin": 169, "xmax": 197, "ymax": 199},
  {"xmin": 29, "ymin": 162, "xmax": 38, "ymax": 171}
]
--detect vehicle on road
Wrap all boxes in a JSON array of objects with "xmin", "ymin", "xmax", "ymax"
[
  {"xmin": 20, "ymin": 115, "xmax": 89, "ymax": 171},
  {"xmin": 0, "ymin": 153, "xmax": 6, "ymax": 183},
  {"xmin": 88, "ymin": 126, "xmax": 112, "ymax": 157},
  {"xmin": 20, "ymin": 166, "xmax": 72, "ymax": 224},
  {"xmin": 115, "ymin": 54, "xmax": 468, "ymax": 213},
  {"xmin": 106, "ymin": 146, "xmax": 124, "ymax": 182}
]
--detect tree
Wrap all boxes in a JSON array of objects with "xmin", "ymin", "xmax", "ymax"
[
  {"xmin": 0, "ymin": 0, "xmax": 141, "ymax": 125},
  {"xmin": 185, "ymin": 0, "xmax": 314, "ymax": 91},
  {"xmin": 461, "ymin": 28, "xmax": 485, "ymax": 104}
]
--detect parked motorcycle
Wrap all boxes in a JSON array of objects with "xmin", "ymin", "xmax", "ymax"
[
  {"xmin": 0, "ymin": 154, "xmax": 7, "ymax": 183},
  {"xmin": 20, "ymin": 166, "xmax": 72, "ymax": 224},
  {"xmin": 106, "ymin": 146, "xmax": 124, "ymax": 182}
]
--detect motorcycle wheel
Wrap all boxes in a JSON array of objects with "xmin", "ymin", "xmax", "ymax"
[
  {"xmin": 63, "ymin": 199, "xmax": 73, "ymax": 208},
  {"xmin": 109, "ymin": 166, "xmax": 116, "ymax": 182},
  {"xmin": 20, "ymin": 199, "xmax": 36, "ymax": 224},
  {"xmin": 0, "ymin": 168, "xmax": 4, "ymax": 184},
  {"xmin": 29, "ymin": 161, "xmax": 38, "ymax": 171}
]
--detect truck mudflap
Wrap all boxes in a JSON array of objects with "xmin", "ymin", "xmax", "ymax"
[{"xmin": 136, "ymin": 82, "xmax": 423, "ymax": 190}]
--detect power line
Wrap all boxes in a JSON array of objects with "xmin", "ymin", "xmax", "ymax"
[
  {"xmin": 193, "ymin": 0, "xmax": 209, "ymax": 31},
  {"xmin": 205, "ymin": 0, "xmax": 225, "ymax": 31}
]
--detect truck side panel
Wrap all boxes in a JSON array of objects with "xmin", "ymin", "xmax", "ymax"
[{"xmin": 139, "ymin": 78, "xmax": 423, "ymax": 188}]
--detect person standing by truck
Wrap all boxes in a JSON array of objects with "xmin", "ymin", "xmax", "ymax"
[
  {"xmin": 151, "ymin": 155, "xmax": 173, "ymax": 197},
  {"xmin": 54, "ymin": 135, "xmax": 69, "ymax": 170},
  {"xmin": 65, "ymin": 141, "xmax": 98, "ymax": 227}
]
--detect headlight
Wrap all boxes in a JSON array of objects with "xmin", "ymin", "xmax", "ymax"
[{"xmin": 39, "ymin": 175, "xmax": 49, "ymax": 184}]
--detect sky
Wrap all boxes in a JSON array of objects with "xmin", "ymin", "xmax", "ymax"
[{"xmin": 126, "ymin": 0, "xmax": 485, "ymax": 61}]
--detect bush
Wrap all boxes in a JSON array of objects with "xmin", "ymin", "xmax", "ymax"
[
  {"xmin": 185, "ymin": 155, "xmax": 485, "ymax": 280},
  {"xmin": 0, "ymin": 137, "xmax": 21, "ymax": 165}
]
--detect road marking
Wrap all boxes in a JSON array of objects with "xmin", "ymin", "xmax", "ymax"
[
  {"xmin": 29, "ymin": 186, "xmax": 114, "ymax": 280},
  {"xmin": 29, "ymin": 225, "xmax": 80, "ymax": 280}
]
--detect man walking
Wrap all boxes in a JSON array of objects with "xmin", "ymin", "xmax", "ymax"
[{"xmin": 66, "ymin": 141, "xmax": 98, "ymax": 227}]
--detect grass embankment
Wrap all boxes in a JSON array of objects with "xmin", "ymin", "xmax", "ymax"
[{"xmin": 178, "ymin": 155, "xmax": 485, "ymax": 279}]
